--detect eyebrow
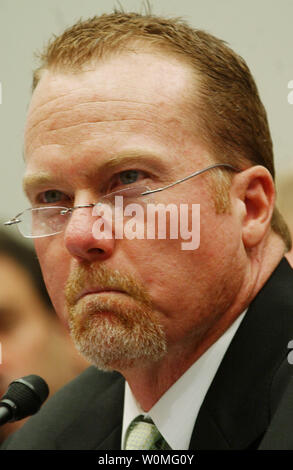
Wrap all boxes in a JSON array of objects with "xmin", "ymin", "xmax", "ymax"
[
  {"xmin": 23, "ymin": 171, "xmax": 56, "ymax": 196},
  {"xmin": 22, "ymin": 150, "xmax": 169, "ymax": 195},
  {"xmin": 98, "ymin": 150, "xmax": 167, "ymax": 174}
]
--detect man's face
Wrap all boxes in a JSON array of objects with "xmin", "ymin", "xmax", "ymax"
[{"xmin": 24, "ymin": 51, "xmax": 245, "ymax": 371}]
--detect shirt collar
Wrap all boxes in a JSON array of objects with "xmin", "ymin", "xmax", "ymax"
[{"xmin": 122, "ymin": 310, "xmax": 246, "ymax": 450}]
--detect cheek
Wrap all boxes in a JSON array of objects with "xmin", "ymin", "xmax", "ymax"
[{"xmin": 121, "ymin": 237, "xmax": 199, "ymax": 311}]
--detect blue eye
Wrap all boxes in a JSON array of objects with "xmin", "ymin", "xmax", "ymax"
[{"xmin": 119, "ymin": 170, "xmax": 140, "ymax": 185}]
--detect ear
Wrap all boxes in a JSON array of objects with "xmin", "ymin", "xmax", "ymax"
[{"xmin": 232, "ymin": 166, "xmax": 275, "ymax": 249}]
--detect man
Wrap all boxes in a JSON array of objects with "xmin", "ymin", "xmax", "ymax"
[
  {"xmin": 1, "ymin": 11, "xmax": 293, "ymax": 450},
  {"xmin": 0, "ymin": 230, "xmax": 88, "ymax": 443}
]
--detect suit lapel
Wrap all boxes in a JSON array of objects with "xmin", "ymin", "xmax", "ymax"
[
  {"xmin": 190, "ymin": 258, "xmax": 293, "ymax": 449},
  {"xmin": 58, "ymin": 368, "xmax": 125, "ymax": 450}
]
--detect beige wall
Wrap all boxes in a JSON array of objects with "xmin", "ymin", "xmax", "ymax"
[{"xmin": 0, "ymin": 0, "xmax": 292, "ymax": 230}]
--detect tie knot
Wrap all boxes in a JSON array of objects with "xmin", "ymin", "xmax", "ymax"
[{"xmin": 124, "ymin": 415, "xmax": 171, "ymax": 450}]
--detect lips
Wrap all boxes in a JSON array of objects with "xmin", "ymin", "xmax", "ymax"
[{"xmin": 76, "ymin": 287, "xmax": 126, "ymax": 303}]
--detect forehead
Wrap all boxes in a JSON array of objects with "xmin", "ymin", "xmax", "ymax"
[
  {"xmin": 30, "ymin": 50, "xmax": 194, "ymax": 110},
  {"xmin": 25, "ymin": 51, "xmax": 196, "ymax": 152}
]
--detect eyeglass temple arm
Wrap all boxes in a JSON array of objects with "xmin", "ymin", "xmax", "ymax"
[{"xmin": 141, "ymin": 163, "xmax": 240, "ymax": 196}]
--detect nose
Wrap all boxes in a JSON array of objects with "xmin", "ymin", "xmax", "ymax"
[{"xmin": 64, "ymin": 204, "xmax": 115, "ymax": 262}]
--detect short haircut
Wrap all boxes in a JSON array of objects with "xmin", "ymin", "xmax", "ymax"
[
  {"xmin": 31, "ymin": 11, "xmax": 291, "ymax": 250},
  {"xmin": 0, "ymin": 228, "xmax": 53, "ymax": 310}
]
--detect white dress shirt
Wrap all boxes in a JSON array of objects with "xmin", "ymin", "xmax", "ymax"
[{"xmin": 122, "ymin": 310, "xmax": 246, "ymax": 450}]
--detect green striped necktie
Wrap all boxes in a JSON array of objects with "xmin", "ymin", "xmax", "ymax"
[{"xmin": 124, "ymin": 415, "xmax": 171, "ymax": 450}]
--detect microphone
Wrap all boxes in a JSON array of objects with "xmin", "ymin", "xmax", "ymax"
[{"xmin": 0, "ymin": 375, "xmax": 49, "ymax": 425}]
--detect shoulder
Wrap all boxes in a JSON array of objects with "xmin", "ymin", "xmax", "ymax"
[{"xmin": 1, "ymin": 367, "xmax": 125, "ymax": 450}]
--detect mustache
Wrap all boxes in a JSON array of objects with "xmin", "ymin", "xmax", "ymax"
[{"xmin": 65, "ymin": 263, "xmax": 152, "ymax": 308}]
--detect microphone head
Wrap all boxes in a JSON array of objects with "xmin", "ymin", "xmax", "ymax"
[{"xmin": 0, "ymin": 374, "xmax": 49, "ymax": 421}]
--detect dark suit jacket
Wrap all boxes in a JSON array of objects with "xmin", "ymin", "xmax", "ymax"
[{"xmin": 1, "ymin": 258, "xmax": 293, "ymax": 450}]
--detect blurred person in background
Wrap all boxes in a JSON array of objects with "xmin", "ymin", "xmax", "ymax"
[
  {"xmin": 276, "ymin": 173, "xmax": 293, "ymax": 266},
  {"xmin": 0, "ymin": 228, "xmax": 89, "ymax": 443}
]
